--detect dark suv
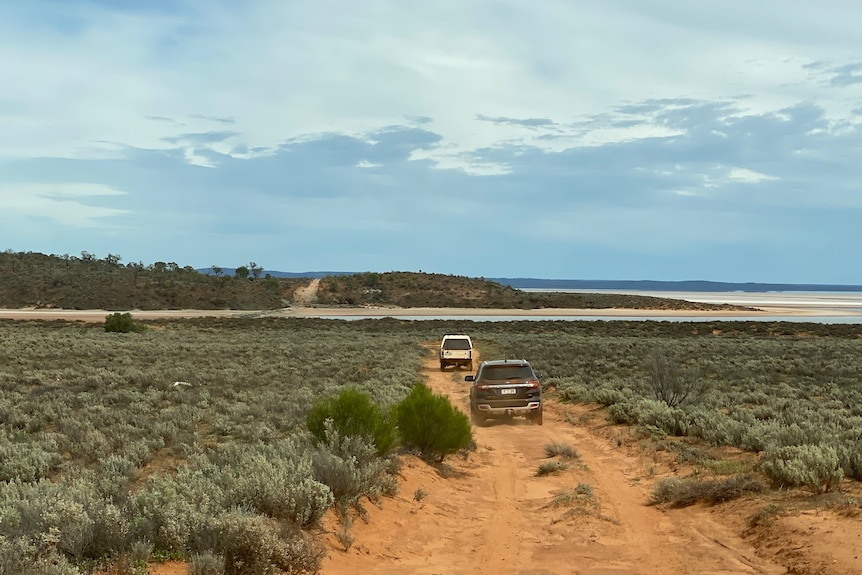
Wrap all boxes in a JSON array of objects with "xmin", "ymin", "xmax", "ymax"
[{"xmin": 465, "ymin": 359, "xmax": 543, "ymax": 426}]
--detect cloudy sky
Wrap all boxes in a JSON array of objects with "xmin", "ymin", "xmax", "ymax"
[{"xmin": 2, "ymin": 0, "xmax": 861, "ymax": 283}]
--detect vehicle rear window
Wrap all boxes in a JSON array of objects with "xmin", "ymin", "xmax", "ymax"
[
  {"xmin": 443, "ymin": 338, "xmax": 471, "ymax": 350},
  {"xmin": 479, "ymin": 365, "xmax": 533, "ymax": 381}
]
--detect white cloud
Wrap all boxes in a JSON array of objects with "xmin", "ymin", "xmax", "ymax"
[
  {"xmin": 726, "ymin": 168, "xmax": 779, "ymax": 184},
  {"xmin": 3, "ymin": 0, "xmax": 862, "ymax": 168},
  {"xmin": 0, "ymin": 183, "xmax": 129, "ymax": 227}
]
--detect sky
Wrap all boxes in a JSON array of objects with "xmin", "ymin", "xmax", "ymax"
[{"xmin": 1, "ymin": 0, "xmax": 861, "ymax": 283}]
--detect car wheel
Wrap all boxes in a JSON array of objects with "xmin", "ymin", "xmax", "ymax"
[
  {"xmin": 471, "ymin": 408, "xmax": 487, "ymax": 427},
  {"xmin": 531, "ymin": 409, "xmax": 543, "ymax": 426},
  {"xmin": 439, "ymin": 362, "xmax": 446, "ymax": 371}
]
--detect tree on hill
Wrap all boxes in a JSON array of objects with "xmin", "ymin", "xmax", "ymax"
[{"xmin": 249, "ymin": 261, "xmax": 263, "ymax": 279}]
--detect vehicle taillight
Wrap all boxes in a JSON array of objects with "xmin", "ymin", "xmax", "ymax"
[
  {"xmin": 476, "ymin": 384, "xmax": 491, "ymax": 391},
  {"xmin": 526, "ymin": 380, "xmax": 541, "ymax": 389}
]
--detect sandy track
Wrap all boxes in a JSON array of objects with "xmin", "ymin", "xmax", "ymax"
[
  {"xmin": 320, "ymin": 349, "xmax": 787, "ymax": 575},
  {"xmin": 293, "ymin": 278, "xmax": 321, "ymax": 305}
]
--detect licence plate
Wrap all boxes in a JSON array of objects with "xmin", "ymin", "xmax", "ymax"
[{"xmin": 500, "ymin": 388, "xmax": 517, "ymax": 395}]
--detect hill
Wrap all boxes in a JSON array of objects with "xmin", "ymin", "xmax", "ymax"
[
  {"xmin": 198, "ymin": 268, "xmax": 862, "ymax": 293},
  {"xmin": 313, "ymin": 271, "xmax": 750, "ymax": 311},
  {"xmin": 0, "ymin": 251, "xmax": 304, "ymax": 310},
  {"xmin": 1, "ymin": 251, "xmax": 750, "ymax": 312}
]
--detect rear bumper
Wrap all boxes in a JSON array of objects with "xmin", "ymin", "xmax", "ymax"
[{"xmin": 476, "ymin": 402, "xmax": 541, "ymax": 416}]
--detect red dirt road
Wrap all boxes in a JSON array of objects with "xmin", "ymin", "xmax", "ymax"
[{"xmin": 320, "ymin": 350, "xmax": 796, "ymax": 575}]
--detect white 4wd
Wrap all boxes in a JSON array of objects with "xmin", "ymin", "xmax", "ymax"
[{"xmin": 439, "ymin": 334, "xmax": 474, "ymax": 371}]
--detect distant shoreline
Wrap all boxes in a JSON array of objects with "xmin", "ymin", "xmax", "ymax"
[
  {"xmin": 0, "ymin": 304, "xmax": 850, "ymax": 323},
  {"xmin": 4, "ymin": 289, "xmax": 862, "ymax": 323}
]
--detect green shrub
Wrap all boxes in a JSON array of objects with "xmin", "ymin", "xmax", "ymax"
[
  {"xmin": 306, "ymin": 388, "xmax": 397, "ymax": 455},
  {"xmin": 395, "ymin": 383, "xmax": 472, "ymax": 462},
  {"xmin": 760, "ymin": 444, "xmax": 844, "ymax": 493},
  {"xmin": 104, "ymin": 312, "xmax": 145, "ymax": 333}
]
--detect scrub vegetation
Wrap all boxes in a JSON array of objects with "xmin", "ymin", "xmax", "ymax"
[{"xmin": 1, "ymin": 316, "xmax": 860, "ymax": 573}]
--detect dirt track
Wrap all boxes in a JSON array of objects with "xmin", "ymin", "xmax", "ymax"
[{"xmin": 320, "ymin": 350, "xmax": 795, "ymax": 575}]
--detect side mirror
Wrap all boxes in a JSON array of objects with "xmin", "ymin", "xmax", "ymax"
[
  {"xmin": 464, "ymin": 375, "xmax": 475, "ymax": 382},
  {"xmin": 534, "ymin": 372, "xmax": 543, "ymax": 380}
]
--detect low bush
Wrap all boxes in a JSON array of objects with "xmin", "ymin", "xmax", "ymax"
[
  {"xmin": 0, "ymin": 531, "xmax": 82, "ymax": 575},
  {"xmin": 395, "ymin": 383, "xmax": 472, "ymax": 462},
  {"xmin": 206, "ymin": 510, "xmax": 324, "ymax": 575},
  {"xmin": 306, "ymin": 388, "xmax": 398, "ymax": 456},
  {"xmin": 650, "ymin": 474, "xmax": 766, "ymax": 507},
  {"xmin": 190, "ymin": 550, "xmax": 225, "ymax": 575},
  {"xmin": 760, "ymin": 444, "xmax": 844, "ymax": 493},
  {"xmin": 837, "ymin": 437, "xmax": 862, "ymax": 481},
  {"xmin": 0, "ymin": 433, "xmax": 62, "ymax": 482},
  {"xmin": 311, "ymin": 421, "xmax": 398, "ymax": 507},
  {"xmin": 543, "ymin": 442, "xmax": 580, "ymax": 459},
  {"xmin": 536, "ymin": 461, "xmax": 568, "ymax": 476},
  {"xmin": 0, "ymin": 477, "xmax": 129, "ymax": 560},
  {"xmin": 608, "ymin": 399, "xmax": 691, "ymax": 437},
  {"xmin": 546, "ymin": 485, "xmax": 596, "ymax": 508}
]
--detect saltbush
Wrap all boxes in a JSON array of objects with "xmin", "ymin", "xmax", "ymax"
[
  {"xmin": 190, "ymin": 550, "xmax": 225, "ymax": 575},
  {"xmin": 311, "ymin": 421, "xmax": 397, "ymax": 506},
  {"xmin": 536, "ymin": 461, "xmax": 568, "ymax": 476},
  {"xmin": 0, "ymin": 532, "xmax": 82, "ymax": 575},
  {"xmin": 760, "ymin": 444, "xmax": 844, "ymax": 493},
  {"xmin": 0, "ymin": 433, "xmax": 62, "ymax": 482},
  {"xmin": 837, "ymin": 439, "xmax": 862, "ymax": 481},
  {"xmin": 650, "ymin": 474, "xmax": 766, "ymax": 507},
  {"xmin": 608, "ymin": 399, "xmax": 690, "ymax": 437},
  {"xmin": 395, "ymin": 383, "xmax": 472, "ymax": 462},
  {"xmin": 306, "ymin": 388, "xmax": 397, "ymax": 455},
  {"xmin": 204, "ymin": 510, "xmax": 324, "ymax": 575},
  {"xmin": 543, "ymin": 442, "xmax": 579, "ymax": 459},
  {"xmin": 0, "ymin": 477, "xmax": 129, "ymax": 560}
]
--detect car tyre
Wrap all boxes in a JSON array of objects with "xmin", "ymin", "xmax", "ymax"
[
  {"xmin": 531, "ymin": 409, "xmax": 544, "ymax": 426},
  {"xmin": 471, "ymin": 407, "xmax": 487, "ymax": 427}
]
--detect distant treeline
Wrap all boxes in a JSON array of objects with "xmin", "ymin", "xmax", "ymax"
[
  {"xmin": 0, "ymin": 250, "xmax": 301, "ymax": 310},
  {"xmin": 2, "ymin": 250, "xmax": 751, "ymax": 311}
]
